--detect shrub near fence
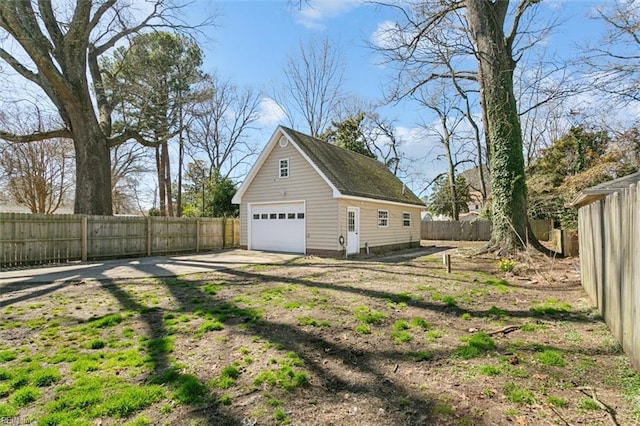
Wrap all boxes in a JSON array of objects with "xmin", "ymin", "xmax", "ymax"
[{"xmin": 0, "ymin": 213, "xmax": 240, "ymax": 268}]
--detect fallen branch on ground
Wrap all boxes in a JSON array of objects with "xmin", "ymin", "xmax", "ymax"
[
  {"xmin": 488, "ymin": 325, "xmax": 521, "ymax": 336},
  {"xmin": 577, "ymin": 386, "xmax": 619, "ymax": 426}
]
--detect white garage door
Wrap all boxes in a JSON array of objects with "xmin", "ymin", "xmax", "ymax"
[{"xmin": 249, "ymin": 202, "xmax": 305, "ymax": 253}]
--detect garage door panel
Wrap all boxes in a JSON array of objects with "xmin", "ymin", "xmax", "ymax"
[{"xmin": 250, "ymin": 202, "xmax": 305, "ymax": 253}]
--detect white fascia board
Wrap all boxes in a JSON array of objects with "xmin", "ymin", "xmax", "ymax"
[
  {"xmin": 232, "ymin": 127, "xmax": 286, "ymax": 204},
  {"xmin": 337, "ymin": 194, "xmax": 426, "ymax": 210}
]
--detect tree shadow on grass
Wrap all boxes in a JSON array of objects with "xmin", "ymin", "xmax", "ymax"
[
  {"xmin": 1, "ymin": 253, "xmax": 607, "ymax": 424},
  {"xmin": 150, "ymin": 274, "xmax": 489, "ymax": 426},
  {"xmin": 221, "ymin": 266, "xmax": 601, "ymax": 325}
]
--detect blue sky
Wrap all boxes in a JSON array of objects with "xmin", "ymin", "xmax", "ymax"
[{"xmin": 180, "ymin": 0, "xmax": 616, "ymax": 194}]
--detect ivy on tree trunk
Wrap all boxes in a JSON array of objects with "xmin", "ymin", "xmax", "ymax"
[{"xmin": 465, "ymin": 0, "xmax": 530, "ymax": 254}]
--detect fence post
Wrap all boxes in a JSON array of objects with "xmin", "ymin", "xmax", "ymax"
[
  {"xmin": 147, "ymin": 217, "xmax": 152, "ymax": 257},
  {"xmin": 81, "ymin": 216, "xmax": 88, "ymax": 262},
  {"xmin": 196, "ymin": 219, "xmax": 200, "ymax": 252},
  {"xmin": 222, "ymin": 218, "xmax": 227, "ymax": 248},
  {"xmin": 443, "ymin": 253, "xmax": 451, "ymax": 273}
]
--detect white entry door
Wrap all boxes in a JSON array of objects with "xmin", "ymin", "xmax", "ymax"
[
  {"xmin": 250, "ymin": 202, "xmax": 305, "ymax": 253},
  {"xmin": 347, "ymin": 207, "xmax": 360, "ymax": 255}
]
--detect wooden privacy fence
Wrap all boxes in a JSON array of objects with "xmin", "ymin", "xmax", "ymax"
[
  {"xmin": 0, "ymin": 213, "xmax": 240, "ymax": 268},
  {"xmin": 577, "ymin": 183, "xmax": 640, "ymax": 371},
  {"xmin": 421, "ymin": 220, "xmax": 492, "ymax": 241},
  {"xmin": 420, "ymin": 219, "xmax": 553, "ymax": 242}
]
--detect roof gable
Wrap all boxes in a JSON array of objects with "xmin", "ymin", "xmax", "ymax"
[{"xmin": 233, "ymin": 126, "xmax": 425, "ymax": 207}]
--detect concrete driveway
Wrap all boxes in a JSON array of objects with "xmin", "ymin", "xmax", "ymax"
[{"xmin": 0, "ymin": 250, "xmax": 300, "ymax": 285}]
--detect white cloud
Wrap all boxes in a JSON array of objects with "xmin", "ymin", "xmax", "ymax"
[
  {"xmin": 258, "ymin": 97, "xmax": 287, "ymax": 126},
  {"xmin": 371, "ymin": 20, "xmax": 403, "ymax": 50},
  {"xmin": 395, "ymin": 125, "xmax": 425, "ymax": 146},
  {"xmin": 295, "ymin": 0, "xmax": 365, "ymax": 29}
]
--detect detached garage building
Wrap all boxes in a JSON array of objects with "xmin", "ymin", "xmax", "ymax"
[{"xmin": 232, "ymin": 126, "xmax": 425, "ymax": 256}]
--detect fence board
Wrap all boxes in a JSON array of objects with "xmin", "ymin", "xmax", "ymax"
[
  {"xmin": 421, "ymin": 220, "xmax": 492, "ymax": 241},
  {"xmin": 578, "ymin": 182, "xmax": 640, "ymax": 371},
  {"xmin": 0, "ymin": 214, "xmax": 239, "ymax": 268},
  {"xmin": 422, "ymin": 218, "xmax": 559, "ymax": 244}
]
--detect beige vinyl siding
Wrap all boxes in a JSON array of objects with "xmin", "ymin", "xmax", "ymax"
[
  {"xmin": 239, "ymin": 141, "xmax": 339, "ymax": 251},
  {"xmin": 338, "ymin": 199, "xmax": 422, "ymax": 249}
]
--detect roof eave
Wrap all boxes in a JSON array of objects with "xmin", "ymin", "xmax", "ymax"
[{"xmin": 337, "ymin": 194, "xmax": 426, "ymax": 209}]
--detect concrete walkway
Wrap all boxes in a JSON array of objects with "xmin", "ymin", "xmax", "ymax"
[{"xmin": 0, "ymin": 250, "xmax": 300, "ymax": 285}]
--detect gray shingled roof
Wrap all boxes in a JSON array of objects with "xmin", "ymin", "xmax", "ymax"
[
  {"xmin": 282, "ymin": 126, "xmax": 425, "ymax": 207},
  {"xmin": 571, "ymin": 171, "xmax": 640, "ymax": 208}
]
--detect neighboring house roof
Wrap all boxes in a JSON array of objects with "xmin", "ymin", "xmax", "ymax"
[
  {"xmin": 233, "ymin": 126, "xmax": 425, "ymax": 208},
  {"xmin": 571, "ymin": 171, "xmax": 640, "ymax": 209},
  {"xmin": 458, "ymin": 165, "xmax": 491, "ymax": 197}
]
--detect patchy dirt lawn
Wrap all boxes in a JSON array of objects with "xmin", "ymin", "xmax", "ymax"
[{"xmin": 1, "ymin": 242, "xmax": 639, "ymax": 425}]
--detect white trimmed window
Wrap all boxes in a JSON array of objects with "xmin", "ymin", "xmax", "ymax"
[
  {"xmin": 279, "ymin": 158, "xmax": 289, "ymax": 178},
  {"xmin": 402, "ymin": 212, "xmax": 411, "ymax": 227},
  {"xmin": 377, "ymin": 210, "xmax": 389, "ymax": 227}
]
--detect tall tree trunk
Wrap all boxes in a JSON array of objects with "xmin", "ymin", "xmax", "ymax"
[
  {"xmin": 156, "ymin": 145, "xmax": 166, "ymax": 216},
  {"xmin": 71, "ymin": 112, "xmax": 113, "ymax": 215},
  {"xmin": 163, "ymin": 141, "xmax": 174, "ymax": 217},
  {"xmin": 465, "ymin": 0, "xmax": 528, "ymax": 254},
  {"xmin": 177, "ymin": 111, "xmax": 184, "ymax": 217},
  {"xmin": 441, "ymin": 116, "xmax": 459, "ymax": 221}
]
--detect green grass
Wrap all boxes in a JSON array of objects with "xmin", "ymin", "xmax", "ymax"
[
  {"xmin": 297, "ymin": 316, "xmax": 330, "ymax": 327},
  {"xmin": 393, "ymin": 320, "xmax": 411, "ymax": 331},
  {"xmin": 520, "ymin": 324, "xmax": 546, "ymax": 332},
  {"xmin": 478, "ymin": 365, "xmax": 502, "ymax": 376},
  {"xmin": 386, "ymin": 291, "xmax": 421, "ymax": 304},
  {"xmin": 426, "ymin": 329, "xmax": 444, "ymax": 342},
  {"xmin": 87, "ymin": 313, "xmax": 124, "ymax": 328},
  {"xmin": 210, "ymin": 365, "xmax": 241, "ymax": 389},
  {"xmin": 355, "ymin": 324, "xmax": 371, "ymax": 334},
  {"xmin": 196, "ymin": 320, "xmax": 224, "ymax": 337},
  {"xmin": 11, "ymin": 385, "xmax": 41, "ymax": 407},
  {"xmin": 94, "ymin": 385, "xmax": 164, "ymax": 418},
  {"xmin": 274, "ymin": 407, "xmax": 290, "ymax": 424},
  {"xmin": 615, "ymin": 365, "xmax": 640, "ymax": 420},
  {"xmin": 202, "ymin": 283, "xmax": 224, "ymax": 295},
  {"xmin": 219, "ymin": 393, "xmax": 233, "ymax": 405},
  {"xmin": 32, "ymin": 367, "xmax": 61, "ymax": 387},
  {"xmin": 353, "ymin": 306, "xmax": 387, "ymax": 325},
  {"xmin": 71, "ymin": 357, "xmax": 101, "ymax": 373},
  {"xmin": 125, "ymin": 415, "xmax": 154, "ymax": 426},
  {"xmin": 454, "ymin": 332, "xmax": 497, "ymax": 359},
  {"xmin": 145, "ymin": 336, "xmax": 174, "ymax": 356},
  {"xmin": 486, "ymin": 306, "xmax": 506, "ymax": 318},
  {"xmin": 577, "ymin": 397, "xmax": 600, "ymax": 410},
  {"xmin": 410, "ymin": 317, "xmax": 430, "ymax": 330},
  {"xmin": 88, "ymin": 339, "xmax": 106, "ymax": 349},
  {"xmin": 504, "ymin": 382, "xmax": 535, "ymax": 405},
  {"xmin": 254, "ymin": 353, "xmax": 309, "ymax": 391},
  {"xmin": 172, "ymin": 374, "xmax": 208, "ymax": 404},
  {"xmin": 149, "ymin": 368, "xmax": 207, "ymax": 404},
  {"xmin": 534, "ymin": 349, "xmax": 565, "ymax": 367},
  {"xmin": 547, "ymin": 395, "xmax": 568, "ymax": 408},
  {"xmin": 390, "ymin": 329, "xmax": 412, "ymax": 344},
  {"xmin": 0, "ymin": 367, "xmax": 13, "ymax": 380},
  {"xmin": 483, "ymin": 278, "xmax": 510, "ymax": 294},
  {"xmin": 0, "ymin": 351, "xmax": 17, "ymax": 363},
  {"xmin": 442, "ymin": 295, "xmax": 457, "ymax": 307},
  {"xmin": 0, "ymin": 403, "xmax": 17, "ymax": 418},
  {"xmin": 408, "ymin": 351, "xmax": 433, "ymax": 361},
  {"xmin": 530, "ymin": 299, "xmax": 572, "ymax": 317}
]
